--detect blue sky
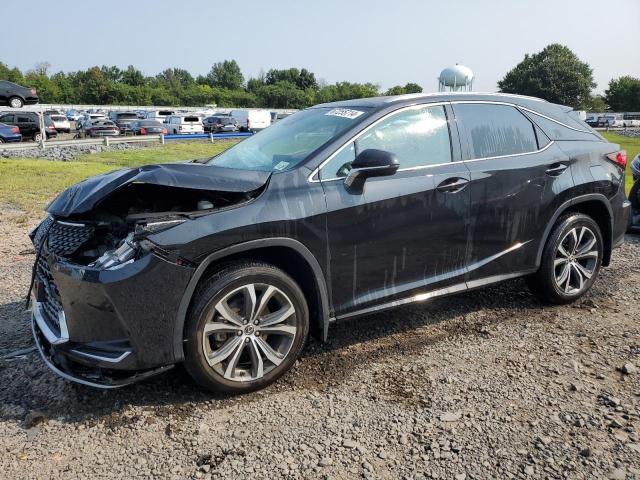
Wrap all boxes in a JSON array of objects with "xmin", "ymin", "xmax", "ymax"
[{"xmin": 2, "ymin": 0, "xmax": 638, "ymax": 93}]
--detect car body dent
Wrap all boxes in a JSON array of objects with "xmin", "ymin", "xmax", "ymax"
[{"xmin": 46, "ymin": 163, "xmax": 272, "ymax": 217}]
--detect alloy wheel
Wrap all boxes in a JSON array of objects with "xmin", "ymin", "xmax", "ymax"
[
  {"xmin": 554, "ymin": 226, "xmax": 599, "ymax": 294},
  {"xmin": 9, "ymin": 97, "xmax": 23, "ymax": 108},
  {"xmin": 202, "ymin": 283, "xmax": 297, "ymax": 382}
]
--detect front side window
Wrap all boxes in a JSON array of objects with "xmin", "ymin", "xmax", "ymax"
[
  {"xmin": 320, "ymin": 105, "xmax": 452, "ymax": 179},
  {"xmin": 207, "ymin": 107, "xmax": 371, "ymax": 172},
  {"xmin": 454, "ymin": 104, "xmax": 538, "ymax": 159}
]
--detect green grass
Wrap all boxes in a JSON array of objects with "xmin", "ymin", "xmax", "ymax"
[
  {"xmin": 0, "ymin": 140, "xmax": 237, "ymax": 219},
  {"xmin": 601, "ymin": 132, "xmax": 639, "ymax": 194}
]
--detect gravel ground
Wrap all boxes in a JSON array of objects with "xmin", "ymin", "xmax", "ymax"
[{"xmin": 1, "ymin": 211, "xmax": 639, "ymax": 480}]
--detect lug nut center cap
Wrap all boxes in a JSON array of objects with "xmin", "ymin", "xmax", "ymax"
[{"xmin": 244, "ymin": 325, "xmax": 255, "ymax": 335}]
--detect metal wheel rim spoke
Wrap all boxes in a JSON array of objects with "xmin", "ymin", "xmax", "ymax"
[
  {"xmin": 202, "ymin": 282, "xmax": 297, "ymax": 382},
  {"xmin": 260, "ymin": 304, "xmax": 295, "ymax": 327},
  {"xmin": 554, "ymin": 226, "xmax": 598, "ymax": 294},
  {"xmin": 207, "ymin": 335, "xmax": 244, "ymax": 366}
]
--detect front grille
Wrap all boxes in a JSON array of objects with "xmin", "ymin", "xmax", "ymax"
[
  {"xmin": 48, "ymin": 221, "xmax": 94, "ymax": 256},
  {"xmin": 32, "ymin": 218, "xmax": 92, "ymax": 337},
  {"xmin": 36, "ymin": 253, "xmax": 63, "ymax": 334}
]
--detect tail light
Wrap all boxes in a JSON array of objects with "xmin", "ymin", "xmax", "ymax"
[
  {"xmin": 179, "ymin": 125, "xmax": 183, "ymax": 131},
  {"xmin": 162, "ymin": 128, "xmax": 168, "ymax": 134},
  {"xmin": 140, "ymin": 127, "xmax": 147, "ymax": 135},
  {"xmin": 30, "ymin": 89, "xmax": 37, "ymax": 96},
  {"xmin": 606, "ymin": 150, "xmax": 627, "ymax": 168},
  {"xmin": 11, "ymin": 126, "xmax": 19, "ymax": 134}
]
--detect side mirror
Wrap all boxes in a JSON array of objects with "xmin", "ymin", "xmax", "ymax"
[{"xmin": 344, "ymin": 149, "xmax": 400, "ymax": 188}]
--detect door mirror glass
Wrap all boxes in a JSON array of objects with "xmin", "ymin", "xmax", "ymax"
[{"xmin": 344, "ymin": 149, "xmax": 399, "ymax": 188}]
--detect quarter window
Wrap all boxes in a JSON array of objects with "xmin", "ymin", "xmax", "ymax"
[
  {"xmin": 454, "ymin": 104, "xmax": 539, "ymax": 159},
  {"xmin": 320, "ymin": 105, "xmax": 452, "ymax": 179}
]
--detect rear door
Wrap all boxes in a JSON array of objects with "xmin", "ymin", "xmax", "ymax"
[
  {"xmin": 452, "ymin": 102, "xmax": 573, "ymax": 283},
  {"xmin": 320, "ymin": 103, "xmax": 471, "ymax": 316}
]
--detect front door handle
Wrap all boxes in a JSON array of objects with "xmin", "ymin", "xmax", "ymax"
[
  {"xmin": 436, "ymin": 177, "xmax": 469, "ymax": 193},
  {"xmin": 545, "ymin": 163, "xmax": 568, "ymax": 176}
]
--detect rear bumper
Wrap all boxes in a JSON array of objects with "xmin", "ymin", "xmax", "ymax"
[{"xmin": 0, "ymin": 134, "xmax": 22, "ymax": 143}]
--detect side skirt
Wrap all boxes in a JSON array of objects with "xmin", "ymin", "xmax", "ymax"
[{"xmin": 334, "ymin": 270, "xmax": 535, "ymax": 322}]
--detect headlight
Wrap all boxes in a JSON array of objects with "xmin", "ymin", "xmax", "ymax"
[
  {"xmin": 91, "ymin": 233, "xmax": 137, "ymax": 269},
  {"xmin": 91, "ymin": 219, "xmax": 186, "ymax": 270}
]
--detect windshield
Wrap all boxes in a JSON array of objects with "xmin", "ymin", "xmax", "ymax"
[{"xmin": 207, "ymin": 107, "xmax": 371, "ymax": 172}]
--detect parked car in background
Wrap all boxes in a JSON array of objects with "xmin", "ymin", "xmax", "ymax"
[
  {"xmin": 165, "ymin": 114, "xmax": 204, "ymax": 134},
  {"xmin": 597, "ymin": 114, "xmax": 624, "ymax": 128},
  {"xmin": 84, "ymin": 119, "xmax": 120, "ymax": 138},
  {"xmin": 50, "ymin": 114, "xmax": 71, "ymax": 133},
  {"xmin": 77, "ymin": 113, "xmax": 107, "ymax": 131},
  {"xmin": 0, "ymin": 123, "xmax": 22, "ymax": 143},
  {"xmin": 230, "ymin": 109, "xmax": 271, "ymax": 132},
  {"xmin": 629, "ymin": 154, "xmax": 640, "ymax": 233},
  {"xmin": 66, "ymin": 109, "xmax": 83, "ymax": 122},
  {"xmin": 270, "ymin": 111, "xmax": 292, "ymax": 124},
  {"xmin": 28, "ymin": 93, "xmax": 630, "ymax": 393},
  {"xmin": 130, "ymin": 120, "xmax": 168, "ymax": 135},
  {"xmin": 622, "ymin": 113, "xmax": 640, "ymax": 128},
  {"xmin": 145, "ymin": 110, "xmax": 175, "ymax": 124},
  {"xmin": 108, "ymin": 112, "xmax": 139, "ymax": 135},
  {"xmin": 0, "ymin": 112, "xmax": 56, "ymax": 141},
  {"xmin": 0, "ymin": 81, "xmax": 39, "ymax": 108},
  {"xmin": 203, "ymin": 116, "xmax": 238, "ymax": 133},
  {"xmin": 585, "ymin": 114, "xmax": 599, "ymax": 127}
]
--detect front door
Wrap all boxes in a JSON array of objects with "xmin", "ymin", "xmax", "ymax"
[{"xmin": 319, "ymin": 104, "xmax": 471, "ymax": 317}]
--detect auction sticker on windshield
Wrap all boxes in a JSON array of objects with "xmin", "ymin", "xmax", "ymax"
[{"xmin": 325, "ymin": 108, "xmax": 365, "ymax": 119}]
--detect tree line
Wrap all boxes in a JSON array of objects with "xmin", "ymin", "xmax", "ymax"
[
  {"xmin": 1, "ymin": 45, "xmax": 638, "ymax": 111},
  {"xmin": 0, "ymin": 60, "xmax": 422, "ymax": 109}
]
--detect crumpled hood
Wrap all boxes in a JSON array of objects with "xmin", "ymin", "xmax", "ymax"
[{"xmin": 46, "ymin": 163, "xmax": 271, "ymax": 217}]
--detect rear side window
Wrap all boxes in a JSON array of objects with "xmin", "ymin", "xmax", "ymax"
[
  {"xmin": 17, "ymin": 115, "xmax": 34, "ymax": 123},
  {"xmin": 454, "ymin": 104, "xmax": 538, "ymax": 159},
  {"xmin": 526, "ymin": 111, "xmax": 601, "ymax": 142},
  {"xmin": 0, "ymin": 114, "xmax": 14, "ymax": 123}
]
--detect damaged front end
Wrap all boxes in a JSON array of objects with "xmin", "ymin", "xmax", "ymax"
[{"xmin": 30, "ymin": 163, "xmax": 270, "ymax": 388}]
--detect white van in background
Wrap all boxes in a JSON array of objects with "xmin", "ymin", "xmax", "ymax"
[
  {"xmin": 145, "ymin": 110, "xmax": 175, "ymax": 124},
  {"xmin": 230, "ymin": 109, "xmax": 272, "ymax": 132},
  {"xmin": 165, "ymin": 114, "xmax": 204, "ymax": 134}
]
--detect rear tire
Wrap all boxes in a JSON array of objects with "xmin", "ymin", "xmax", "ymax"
[
  {"xmin": 33, "ymin": 132, "xmax": 42, "ymax": 143},
  {"xmin": 8, "ymin": 97, "xmax": 24, "ymax": 108},
  {"xmin": 184, "ymin": 262, "xmax": 309, "ymax": 394},
  {"xmin": 527, "ymin": 213, "xmax": 603, "ymax": 304}
]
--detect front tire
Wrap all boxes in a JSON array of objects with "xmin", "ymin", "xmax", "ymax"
[
  {"xmin": 33, "ymin": 132, "xmax": 42, "ymax": 143},
  {"xmin": 527, "ymin": 213, "xmax": 603, "ymax": 304},
  {"xmin": 8, "ymin": 97, "xmax": 24, "ymax": 108},
  {"xmin": 184, "ymin": 262, "xmax": 309, "ymax": 394}
]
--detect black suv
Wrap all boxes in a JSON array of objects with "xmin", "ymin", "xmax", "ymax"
[
  {"xmin": 0, "ymin": 111, "xmax": 57, "ymax": 141},
  {"xmin": 30, "ymin": 93, "xmax": 630, "ymax": 393},
  {"xmin": 0, "ymin": 80, "xmax": 39, "ymax": 108}
]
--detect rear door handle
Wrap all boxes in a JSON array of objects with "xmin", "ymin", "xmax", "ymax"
[
  {"xmin": 545, "ymin": 163, "xmax": 568, "ymax": 176},
  {"xmin": 436, "ymin": 177, "xmax": 469, "ymax": 193}
]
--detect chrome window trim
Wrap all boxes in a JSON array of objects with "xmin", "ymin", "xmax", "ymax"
[
  {"xmin": 309, "ymin": 102, "xmax": 449, "ymax": 183},
  {"xmin": 310, "ymin": 99, "xmax": 567, "ymax": 183},
  {"xmin": 449, "ymin": 100, "xmax": 593, "ymax": 134}
]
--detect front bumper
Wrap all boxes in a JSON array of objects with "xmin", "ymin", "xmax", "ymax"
[{"xmin": 31, "ymin": 245, "xmax": 195, "ymax": 388}]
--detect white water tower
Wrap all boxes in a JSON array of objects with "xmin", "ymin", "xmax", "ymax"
[{"xmin": 438, "ymin": 64, "xmax": 474, "ymax": 92}]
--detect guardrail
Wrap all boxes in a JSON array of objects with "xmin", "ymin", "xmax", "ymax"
[{"xmin": 0, "ymin": 132, "xmax": 252, "ymax": 151}]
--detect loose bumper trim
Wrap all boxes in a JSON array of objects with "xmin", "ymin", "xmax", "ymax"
[{"xmin": 32, "ymin": 315, "xmax": 173, "ymax": 389}]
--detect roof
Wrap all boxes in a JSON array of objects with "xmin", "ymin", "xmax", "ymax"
[{"xmin": 312, "ymin": 92, "xmax": 550, "ymax": 110}]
